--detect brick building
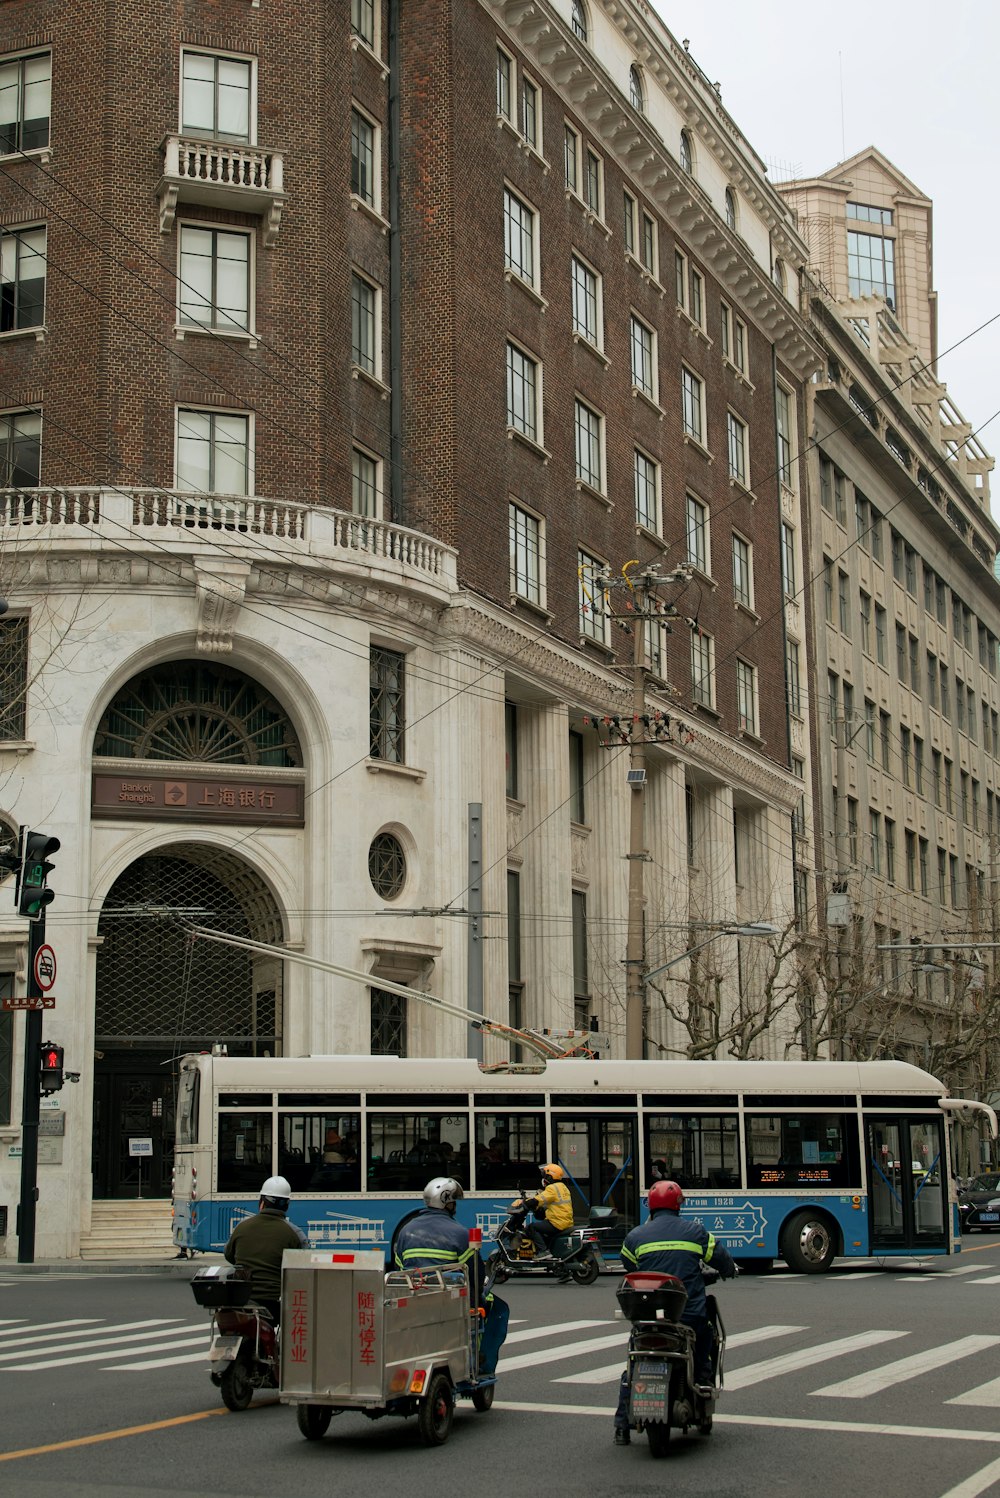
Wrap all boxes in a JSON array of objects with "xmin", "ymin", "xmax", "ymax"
[{"xmin": 0, "ymin": 0, "xmax": 817, "ymax": 1255}]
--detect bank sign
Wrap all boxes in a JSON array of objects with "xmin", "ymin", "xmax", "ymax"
[{"xmin": 92, "ymin": 770, "xmax": 304, "ymax": 826}]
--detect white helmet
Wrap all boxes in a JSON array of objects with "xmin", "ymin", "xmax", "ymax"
[
  {"xmin": 423, "ymin": 1177, "xmax": 463, "ymax": 1214},
  {"xmin": 260, "ymin": 1175, "xmax": 292, "ymax": 1208}
]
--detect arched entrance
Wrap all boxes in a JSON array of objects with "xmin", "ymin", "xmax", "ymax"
[{"xmin": 91, "ymin": 660, "xmax": 302, "ymax": 1199}]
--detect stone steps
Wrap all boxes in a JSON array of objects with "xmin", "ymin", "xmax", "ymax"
[{"xmin": 79, "ymin": 1199, "xmax": 176, "ymax": 1261}]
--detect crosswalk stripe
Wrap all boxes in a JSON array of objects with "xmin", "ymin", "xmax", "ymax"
[
  {"xmin": 963, "ymin": 1274, "xmax": 1000, "ymax": 1285},
  {"xmin": 499, "ymin": 1332, "xmax": 627, "ymax": 1373},
  {"xmin": 724, "ymin": 1330, "xmax": 908, "ymax": 1392},
  {"xmin": 813, "ymin": 1335, "xmax": 1000, "ymax": 1399},
  {"xmin": 553, "ymin": 1323, "xmax": 806, "ymax": 1386},
  {"xmin": 0, "ymin": 1320, "xmax": 183, "ymax": 1359},
  {"xmin": 104, "ymin": 1337, "xmax": 208, "ymax": 1371},
  {"xmin": 0, "ymin": 1325, "xmax": 204, "ymax": 1370},
  {"xmin": 505, "ymin": 1320, "xmax": 608, "ymax": 1346},
  {"xmin": 0, "ymin": 1319, "xmax": 102, "ymax": 1342},
  {"xmin": 946, "ymin": 1374, "xmax": 1000, "ymax": 1408}
]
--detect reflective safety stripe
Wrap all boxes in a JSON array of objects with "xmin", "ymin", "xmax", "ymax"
[
  {"xmin": 632, "ymin": 1240, "xmax": 704, "ymax": 1257},
  {"xmin": 704, "ymin": 1233, "xmax": 716, "ymax": 1262},
  {"xmin": 400, "ymin": 1248, "xmax": 459, "ymax": 1262}
]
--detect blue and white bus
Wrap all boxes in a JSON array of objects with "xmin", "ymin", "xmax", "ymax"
[{"xmin": 171, "ymin": 1053, "xmax": 994, "ymax": 1271}]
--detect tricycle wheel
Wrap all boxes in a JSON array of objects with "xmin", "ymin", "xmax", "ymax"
[
  {"xmin": 486, "ymin": 1252, "xmax": 510, "ymax": 1285},
  {"xmin": 418, "ymin": 1372, "xmax": 454, "ymax": 1446},
  {"xmin": 570, "ymin": 1254, "xmax": 600, "ymax": 1285},
  {"xmin": 296, "ymin": 1403, "xmax": 333, "ymax": 1441},
  {"xmin": 220, "ymin": 1352, "xmax": 253, "ymax": 1412},
  {"xmin": 646, "ymin": 1419, "xmax": 671, "ymax": 1457},
  {"xmin": 471, "ymin": 1384, "xmax": 495, "ymax": 1412}
]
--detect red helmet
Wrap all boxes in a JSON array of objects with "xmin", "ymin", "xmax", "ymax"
[{"xmin": 648, "ymin": 1180, "xmax": 684, "ymax": 1212}]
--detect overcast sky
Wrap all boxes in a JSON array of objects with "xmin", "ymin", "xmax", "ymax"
[{"xmin": 653, "ymin": 2, "xmax": 999, "ymax": 447}]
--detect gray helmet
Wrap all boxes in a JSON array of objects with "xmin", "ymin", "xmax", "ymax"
[
  {"xmin": 423, "ymin": 1176, "xmax": 463, "ymax": 1214},
  {"xmin": 260, "ymin": 1174, "xmax": 292, "ymax": 1210}
]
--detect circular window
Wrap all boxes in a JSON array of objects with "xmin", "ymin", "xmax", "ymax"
[{"xmin": 369, "ymin": 832, "xmax": 406, "ymax": 899}]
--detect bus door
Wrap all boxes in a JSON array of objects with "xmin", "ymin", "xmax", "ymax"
[
  {"xmin": 552, "ymin": 1114, "xmax": 639, "ymax": 1244},
  {"xmin": 865, "ymin": 1115, "xmax": 947, "ymax": 1251}
]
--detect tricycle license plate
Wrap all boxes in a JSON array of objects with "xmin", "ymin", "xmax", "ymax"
[
  {"xmin": 208, "ymin": 1335, "xmax": 242, "ymax": 1362},
  {"xmin": 629, "ymin": 1361, "xmax": 670, "ymax": 1421}
]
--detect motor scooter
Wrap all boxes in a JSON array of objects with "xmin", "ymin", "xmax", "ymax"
[
  {"xmin": 191, "ymin": 1264, "xmax": 279, "ymax": 1411},
  {"xmin": 616, "ymin": 1266, "xmax": 726, "ymax": 1456},
  {"xmin": 485, "ymin": 1190, "xmax": 602, "ymax": 1285}
]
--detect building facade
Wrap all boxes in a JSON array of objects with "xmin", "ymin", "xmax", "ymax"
[{"xmin": 0, "ymin": 0, "xmax": 816, "ymax": 1256}]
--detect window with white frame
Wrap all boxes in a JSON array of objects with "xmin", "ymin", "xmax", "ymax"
[
  {"xmin": 623, "ymin": 190, "xmax": 636, "ymax": 256},
  {"xmin": 736, "ymin": 658, "xmax": 758, "ymax": 735},
  {"xmin": 727, "ymin": 410, "xmax": 748, "ymax": 486},
  {"xmin": 520, "ymin": 74, "xmax": 541, "ymax": 152},
  {"xmin": 681, "ymin": 366, "xmax": 704, "ymax": 444},
  {"xmin": 629, "ymin": 65, "xmax": 644, "ymax": 113},
  {"xmin": 640, "ymin": 210, "xmax": 657, "ymax": 277},
  {"xmin": 725, "ymin": 186, "xmax": 737, "ymax": 231},
  {"xmin": 571, "ymin": 254, "xmax": 600, "ymax": 346},
  {"xmin": 564, "ymin": 122, "xmax": 579, "ymax": 194},
  {"xmin": 780, "ymin": 520, "xmax": 796, "ymax": 597},
  {"xmin": 0, "ymin": 51, "xmax": 51, "ymax": 154},
  {"xmin": 497, "ymin": 47, "xmax": 513, "ymax": 121},
  {"xmin": 691, "ymin": 629, "xmax": 715, "ymax": 708},
  {"xmin": 178, "ymin": 225, "xmax": 250, "ymax": 332},
  {"xmin": 504, "ymin": 185, "xmax": 537, "ymax": 287},
  {"xmin": 574, "ymin": 397, "xmax": 603, "ymax": 491},
  {"xmin": 176, "ymin": 409, "xmax": 250, "ymax": 495},
  {"xmin": 633, "ymin": 448, "xmax": 659, "ymax": 533},
  {"xmin": 686, "ymin": 492, "xmax": 709, "ymax": 573},
  {"xmin": 506, "ymin": 341, "xmax": 540, "ymax": 443},
  {"xmin": 571, "ymin": 0, "xmax": 588, "ymax": 41},
  {"xmin": 351, "ymin": 106, "xmax": 378, "ymax": 209},
  {"xmin": 720, "ymin": 302, "xmax": 747, "ymax": 374},
  {"xmin": 689, "ymin": 266, "xmax": 704, "ymax": 327},
  {"xmin": 584, "ymin": 147, "xmax": 602, "ymax": 216},
  {"xmin": 578, "ymin": 549, "xmax": 608, "ymax": 643},
  {"xmin": 351, "ymin": 271, "xmax": 379, "ymax": 377},
  {"xmin": 786, "ymin": 638, "xmax": 802, "ymax": 716},
  {"xmin": 630, "ymin": 313, "xmax": 656, "ymax": 399},
  {"xmin": 732, "ymin": 532, "xmax": 753, "ymax": 609},
  {"xmin": 674, "ymin": 248, "xmax": 687, "ymax": 309},
  {"xmin": 352, "ymin": 446, "xmax": 382, "ymax": 518},
  {"xmin": 679, "ymin": 129, "xmax": 693, "ymax": 174},
  {"xmin": 351, "ymin": 0, "xmax": 375, "ymax": 47},
  {"xmin": 0, "ymin": 408, "xmax": 40, "ymax": 486},
  {"xmin": 772, "ymin": 257, "xmax": 785, "ymax": 293},
  {"xmin": 645, "ymin": 616, "xmax": 666, "ymax": 677},
  {"xmin": 1, "ymin": 225, "xmax": 45, "ymax": 331},
  {"xmin": 181, "ymin": 51, "xmax": 252, "ymax": 142},
  {"xmin": 509, "ymin": 502, "xmax": 543, "ymax": 604},
  {"xmin": 776, "ymin": 383, "xmax": 795, "ymax": 489}
]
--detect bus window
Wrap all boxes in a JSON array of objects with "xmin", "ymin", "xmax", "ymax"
[
  {"xmin": 366, "ymin": 1112, "xmax": 469, "ymax": 1192},
  {"xmin": 644, "ymin": 1114, "xmax": 740, "ymax": 1189},
  {"xmin": 745, "ymin": 1113, "xmax": 861, "ymax": 1189},
  {"xmin": 218, "ymin": 1112, "xmax": 272, "ymax": 1193},
  {"xmin": 474, "ymin": 1113, "xmax": 545, "ymax": 1191},
  {"xmin": 278, "ymin": 1111, "xmax": 361, "ymax": 1193},
  {"xmin": 176, "ymin": 1068, "xmax": 200, "ymax": 1147}
]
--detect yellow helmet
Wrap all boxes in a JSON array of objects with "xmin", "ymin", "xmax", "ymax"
[{"xmin": 541, "ymin": 1163, "xmax": 565, "ymax": 1182}]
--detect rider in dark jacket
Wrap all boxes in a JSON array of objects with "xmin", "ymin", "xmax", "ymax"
[
  {"xmin": 613, "ymin": 1179, "xmax": 736, "ymax": 1444},
  {"xmin": 224, "ymin": 1175, "xmax": 306, "ymax": 1324}
]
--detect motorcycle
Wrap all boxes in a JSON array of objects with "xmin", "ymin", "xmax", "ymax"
[
  {"xmin": 485, "ymin": 1189, "xmax": 603, "ymax": 1286},
  {"xmin": 191, "ymin": 1264, "xmax": 279, "ymax": 1411},
  {"xmin": 616, "ymin": 1267, "xmax": 726, "ymax": 1456}
]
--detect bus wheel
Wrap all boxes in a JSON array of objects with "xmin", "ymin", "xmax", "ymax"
[{"xmin": 780, "ymin": 1211, "xmax": 836, "ymax": 1273}]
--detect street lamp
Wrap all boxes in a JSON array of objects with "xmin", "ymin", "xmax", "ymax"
[{"xmin": 643, "ymin": 922, "xmax": 780, "ymax": 985}]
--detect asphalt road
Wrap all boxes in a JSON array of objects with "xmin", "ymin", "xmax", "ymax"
[{"xmin": 3, "ymin": 1241, "xmax": 1000, "ymax": 1498}]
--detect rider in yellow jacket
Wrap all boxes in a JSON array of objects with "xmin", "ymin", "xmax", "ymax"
[{"xmin": 517, "ymin": 1164, "xmax": 575, "ymax": 1267}]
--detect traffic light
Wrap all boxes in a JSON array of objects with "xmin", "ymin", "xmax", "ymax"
[
  {"xmin": 39, "ymin": 1042, "xmax": 64, "ymax": 1094},
  {"xmin": 18, "ymin": 832, "xmax": 59, "ymax": 918}
]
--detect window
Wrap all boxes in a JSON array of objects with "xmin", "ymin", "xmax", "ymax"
[
  {"xmin": 727, "ymin": 411, "xmax": 748, "ymax": 486},
  {"xmin": 645, "ymin": 616, "xmax": 666, "ymax": 677},
  {"xmin": 350, "ymin": 107, "xmax": 377, "ymax": 209},
  {"xmin": 860, "ymin": 591, "xmax": 871, "ymax": 654},
  {"xmin": 919, "ymin": 838, "xmax": 929, "ymax": 896},
  {"xmin": 944, "ymin": 757, "xmax": 953, "ymax": 814},
  {"xmin": 776, "ymin": 384, "xmax": 794, "ymax": 488},
  {"xmin": 732, "ymin": 532, "xmax": 753, "ymax": 609},
  {"xmin": 772, "ymin": 258, "xmax": 785, "ymax": 293},
  {"xmin": 786, "ymin": 638, "xmax": 802, "ymax": 717},
  {"xmin": 178, "ymin": 226, "xmax": 250, "ymax": 332},
  {"xmin": 176, "ymin": 409, "xmax": 249, "ymax": 494},
  {"xmin": 780, "ymin": 522, "xmax": 796, "ymax": 598},
  {"xmin": 838, "ymin": 571, "xmax": 850, "ymax": 635},
  {"xmin": 352, "ymin": 446, "xmax": 381, "ymax": 519},
  {"xmin": 0, "ymin": 618, "xmax": 27, "ymax": 741},
  {"xmin": 689, "ymin": 267, "xmax": 704, "ymax": 327},
  {"xmin": 629, "ymin": 65, "xmax": 644, "ymax": 113},
  {"xmin": 370, "ymin": 645, "xmax": 405, "ymax": 762},
  {"xmin": 895, "ymin": 623, "xmax": 907, "ymax": 683},
  {"xmin": 864, "ymin": 699, "xmax": 876, "ymax": 761},
  {"xmin": 584, "ymin": 147, "xmax": 602, "ymax": 216},
  {"xmin": 505, "ymin": 703, "xmax": 519, "ymax": 796},
  {"xmin": 736, "ymin": 659, "xmax": 758, "ymax": 735},
  {"xmin": 506, "ymin": 341, "xmax": 540, "ymax": 443},
  {"xmin": 721, "ymin": 302, "xmax": 747, "ymax": 374},
  {"xmin": 904, "ymin": 545, "xmax": 917, "ymax": 596},
  {"xmin": 679, "ymin": 129, "xmax": 693, "ymax": 174},
  {"xmin": 645, "ymin": 1114, "xmax": 740, "ymax": 1190},
  {"xmin": 675, "ymin": 248, "xmax": 687, "ymax": 309},
  {"xmin": 504, "ymin": 186, "xmax": 537, "ymax": 287},
  {"xmin": 571, "ymin": 254, "xmax": 600, "ymax": 346},
  {"xmin": 351, "ymin": 271, "xmax": 379, "ymax": 376},
  {"xmin": 927, "ymin": 653, "xmax": 937, "ymax": 709},
  {"xmin": 691, "ymin": 630, "xmax": 715, "ymax": 708},
  {"xmin": 369, "ymin": 991, "xmax": 408, "ymax": 1057},
  {"xmin": 940, "ymin": 666, "xmax": 950, "ymax": 721},
  {"xmin": 574, "ymin": 398, "xmax": 603, "ymax": 492},
  {"xmin": 633, "ymin": 448, "xmax": 659, "ymax": 533},
  {"xmin": 725, "ymin": 187, "xmax": 737, "ymax": 231},
  {"xmin": 914, "ymin": 735, "xmax": 924, "ymax": 794},
  {"xmin": 686, "ymin": 493, "xmax": 709, "ymax": 573},
  {"xmin": 848, "ymin": 228, "xmax": 896, "ymax": 309},
  {"xmin": 1, "ymin": 225, "xmax": 45, "ymax": 332},
  {"xmin": 181, "ymin": 51, "xmax": 252, "ymax": 142},
  {"xmin": 640, "ymin": 211, "xmax": 657, "ymax": 276},
  {"xmin": 885, "ymin": 819, "xmax": 895, "ymax": 883},
  {"xmin": 820, "ymin": 457, "xmax": 832, "ymax": 513},
  {"xmin": 571, "ymin": 0, "xmax": 588, "ymax": 41},
  {"xmin": 369, "ymin": 832, "xmax": 406, "ymax": 899},
  {"xmin": 909, "ymin": 635, "xmax": 920, "ymax": 695},
  {"xmin": 828, "ymin": 672, "xmax": 839, "ymax": 735},
  {"xmin": 509, "ymin": 502, "xmax": 542, "ymax": 605},
  {"xmin": 869, "ymin": 812, "xmax": 882, "ymax": 877},
  {"xmin": 351, "ymin": 0, "xmax": 375, "ymax": 47},
  {"xmin": 497, "ymin": 47, "xmax": 513, "ymax": 121},
  {"xmin": 834, "ymin": 469, "xmax": 847, "ymax": 525},
  {"xmin": 0, "ymin": 51, "xmax": 51, "ymax": 154},
  {"xmin": 744, "ymin": 1114, "xmax": 860, "ymax": 1190},
  {"xmin": 630, "ymin": 313, "xmax": 656, "ymax": 399},
  {"xmin": 564, "ymin": 123, "xmax": 579, "ymax": 193},
  {"xmin": 520, "ymin": 75, "xmax": 540, "ymax": 151},
  {"xmin": 476, "ymin": 1108, "xmax": 544, "ymax": 1191},
  {"xmin": 869, "ymin": 505, "xmax": 882, "ymax": 562},
  {"xmin": 578, "ymin": 549, "xmax": 607, "ymax": 643},
  {"xmin": 875, "ymin": 604, "xmax": 886, "ymax": 666},
  {"xmin": 904, "ymin": 829, "xmax": 916, "ymax": 891},
  {"xmin": 623, "ymin": 191, "xmax": 636, "ymax": 257},
  {"xmin": 932, "ymin": 748, "xmax": 941, "ymax": 808},
  {"xmin": 681, "ymin": 367, "xmax": 704, "ymax": 444},
  {"xmin": 572, "ymin": 890, "xmax": 590, "ymax": 1028},
  {"xmin": 937, "ymin": 848, "xmax": 947, "ymax": 903}
]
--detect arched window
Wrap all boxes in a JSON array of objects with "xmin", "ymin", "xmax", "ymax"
[
  {"xmin": 725, "ymin": 187, "xmax": 737, "ymax": 231},
  {"xmin": 679, "ymin": 129, "xmax": 693, "ymax": 175},
  {"xmin": 571, "ymin": 0, "xmax": 588, "ymax": 42},
  {"xmin": 629, "ymin": 65, "xmax": 644, "ymax": 113},
  {"xmin": 772, "ymin": 257, "xmax": 785, "ymax": 293}
]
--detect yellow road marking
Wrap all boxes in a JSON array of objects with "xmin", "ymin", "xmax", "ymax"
[{"xmin": 0, "ymin": 1400, "xmax": 279, "ymax": 1462}]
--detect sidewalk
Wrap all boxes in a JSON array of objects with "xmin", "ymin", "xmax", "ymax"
[{"xmin": 0, "ymin": 1252, "xmax": 226, "ymax": 1277}]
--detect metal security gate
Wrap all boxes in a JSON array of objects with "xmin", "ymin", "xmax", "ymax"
[{"xmin": 93, "ymin": 843, "xmax": 285, "ymax": 1198}]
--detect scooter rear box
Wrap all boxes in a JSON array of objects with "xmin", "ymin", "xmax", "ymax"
[
  {"xmin": 616, "ymin": 1274, "xmax": 688, "ymax": 1322},
  {"xmin": 191, "ymin": 1265, "xmax": 253, "ymax": 1308}
]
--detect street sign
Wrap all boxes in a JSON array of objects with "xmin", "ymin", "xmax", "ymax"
[
  {"xmin": 2, "ymin": 994, "xmax": 55, "ymax": 1010},
  {"xmin": 33, "ymin": 943, "xmax": 56, "ymax": 992},
  {"xmin": 129, "ymin": 1137, "xmax": 153, "ymax": 1157}
]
